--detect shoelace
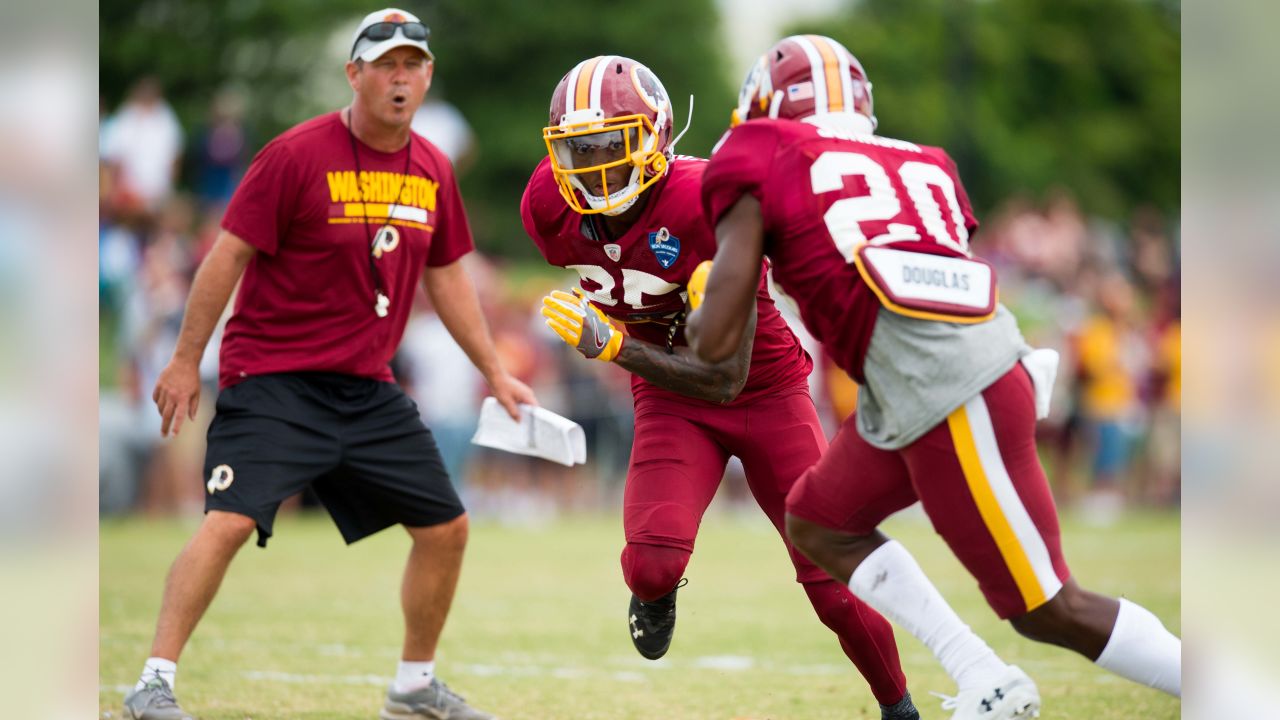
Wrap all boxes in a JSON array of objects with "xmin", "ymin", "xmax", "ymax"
[
  {"xmin": 434, "ymin": 679, "xmax": 467, "ymax": 704},
  {"xmin": 638, "ymin": 578, "xmax": 688, "ymax": 626},
  {"xmin": 144, "ymin": 678, "xmax": 180, "ymax": 708},
  {"xmin": 929, "ymin": 690, "xmax": 959, "ymax": 711}
]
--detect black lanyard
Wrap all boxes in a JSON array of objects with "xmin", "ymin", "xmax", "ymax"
[{"xmin": 345, "ymin": 107, "xmax": 413, "ymax": 318}]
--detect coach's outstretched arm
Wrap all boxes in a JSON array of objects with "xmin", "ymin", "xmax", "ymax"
[
  {"xmin": 686, "ymin": 195, "xmax": 767, "ymax": 364},
  {"xmin": 424, "ymin": 258, "xmax": 538, "ymax": 420},
  {"xmin": 152, "ymin": 231, "xmax": 257, "ymax": 438}
]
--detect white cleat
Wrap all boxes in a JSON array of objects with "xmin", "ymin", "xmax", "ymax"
[{"xmin": 934, "ymin": 665, "xmax": 1041, "ymax": 720}]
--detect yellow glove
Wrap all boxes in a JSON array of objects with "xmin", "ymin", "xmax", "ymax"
[
  {"xmin": 541, "ymin": 289, "xmax": 624, "ymax": 362},
  {"xmin": 687, "ymin": 260, "xmax": 714, "ymax": 311}
]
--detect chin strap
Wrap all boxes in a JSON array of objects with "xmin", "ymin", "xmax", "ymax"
[{"xmin": 668, "ymin": 95, "xmax": 695, "ymax": 154}]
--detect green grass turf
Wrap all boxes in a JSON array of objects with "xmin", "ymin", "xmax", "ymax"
[{"xmin": 100, "ymin": 508, "xmax": 1180, "ymax": 719}]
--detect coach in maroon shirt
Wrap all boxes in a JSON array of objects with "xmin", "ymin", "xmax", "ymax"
[{"xmin": 123, "ymin": 10, "xmax": 531, "ymax": 720}]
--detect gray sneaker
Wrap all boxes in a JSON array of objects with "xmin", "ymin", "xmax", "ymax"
[
  {"xmin": 380, "ymin": 677, "xmax": 497, "ymax": 720},
  {"xmin": 122, "ymin": 677, "xmax": 194, "ymax": 720}
]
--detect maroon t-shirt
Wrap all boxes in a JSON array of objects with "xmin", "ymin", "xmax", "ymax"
[
  {"xmin": 702, "ymin": 119, "xmax": 979, "ymax": 382},
  {"xmin": 521, "ymin": 155, "xmax": 812, "ymax": 405},
  {"xmin": 218, "ymin": 111, "xmax": 473, "ymax": 388}
]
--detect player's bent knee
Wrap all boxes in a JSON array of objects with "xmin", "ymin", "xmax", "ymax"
[
  {"xmin": 203, "ymin": 510, "xmax": 257, "ymax": 547},
  {"xmin": 785, "ymin": 512, "xmax": 830, "ymax": 561},
  {"xmin": 1010, "ymin": 585, "xmax": 1083, "ymax": 647},
  {"xmin": 621, "ymin": 543, "xmax": 690, "ymax": 601}
]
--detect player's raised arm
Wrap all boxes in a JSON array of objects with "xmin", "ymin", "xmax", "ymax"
[{"xmin": 686, "ymin": 194, "xmax": 766, "ymax": 364}]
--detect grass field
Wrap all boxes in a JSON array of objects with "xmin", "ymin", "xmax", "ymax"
[{"xmin": 101, "ymin": 507, "xmax": 1180, "ymax": 719}]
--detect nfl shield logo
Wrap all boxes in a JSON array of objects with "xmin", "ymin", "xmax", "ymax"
[
  {"xmin": 648, "ymin": 227, "xmax": 680, "ymax": 269},
  {"xmin": 604, "ymin": 243, "xmax": 622, "ymax": 262}
]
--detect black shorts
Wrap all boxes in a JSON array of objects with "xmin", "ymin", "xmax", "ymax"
[{"xmin": 203, "ymin": 372, "xmax": 464, "ymax": 547}]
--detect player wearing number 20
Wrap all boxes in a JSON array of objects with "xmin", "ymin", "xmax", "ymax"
[
  {"xmin": 521, "ymin": 56, "xmax": 925, "ymax": 719},
  {"xmin": 688, "ymin": 35, "xmax": 1181, "ymax": 718}
]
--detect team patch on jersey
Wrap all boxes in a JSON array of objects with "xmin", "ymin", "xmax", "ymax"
[
  {"xmin": 604, "ymin": 243, "xmax": 622, "ymax": 262},
  {"xmin": 648, "ymin": 227, "xmax": 680, "ymax": 269}
]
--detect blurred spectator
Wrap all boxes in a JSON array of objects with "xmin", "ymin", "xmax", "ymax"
[
  {"xmin": 1073, "ymin": 272, "xmax": 1149, "ymax": 522},
  {"xmin": 192, "ymin": 88, "xmax": 249, "ymax": 208},
  {"xmin": 1129, "ymin": 204, "xmax": 1176, "ymax": 294},
  {"xmin": 398, "ymin": 296, "xmax": 486, "ymax": 490},
  {"xmin": 1142, "ymin": 278, "xmax": 1181, "ymax": 506},
  {"xmin": 118, "ymin": 197, "xmax": 204, "ymax": 516},
  {"xmin": 100, "ymin": 77, "xmax": 184, "ymax": 216}
]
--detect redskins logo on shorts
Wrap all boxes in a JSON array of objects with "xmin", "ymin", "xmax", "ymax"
[{"xmin": 207, "ymin": 464, "xmax": 235, "ymax": 494}]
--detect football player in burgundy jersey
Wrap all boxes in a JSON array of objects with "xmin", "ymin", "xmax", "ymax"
[
  {"xmin": 688, "ymin": 35, "xmax": 1181, "ymax": 718},
  {"xmin": 522, "ymin": 55, "xmax": 921, "ymax": 719}
]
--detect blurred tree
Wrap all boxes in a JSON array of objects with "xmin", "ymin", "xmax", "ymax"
[
  {"xmin": 100, "ymin": 0, "xmax": 732, "ymax": 259},
  {"xmin": 101, "ymin": 0, "xmax": 373, "ymax": 146},
  {"xmin": 787, "ymin": 0, "xmax": 1179, "ymax": 220},
  {"xmin": 426, "ymin": 0, "xmax": 731, "ymax": 257}
]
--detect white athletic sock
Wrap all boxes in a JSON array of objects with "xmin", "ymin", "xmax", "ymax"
[
  {"xmin": 1095, "ymin": 598, "xmax": 1181, "ymax": 697},
  {"xmin": 136, "ymin": 657, "xmax": 177, "ymax": 692},
  {"xmin": 394, "ymin": 660, "xmax": 436, "ymax": 693},
  {"xmin": 849, "ymin": 540, "xmax": 1008, "ymax": 691}
]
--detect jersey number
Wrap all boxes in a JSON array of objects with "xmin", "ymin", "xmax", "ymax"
[
  {"xmin": 566, "ymin": 264, "xmax": 682, "ymax": 309},
  {"xmin": 809, "ymin": 151, "xmax": 970, "ymax": 260}
]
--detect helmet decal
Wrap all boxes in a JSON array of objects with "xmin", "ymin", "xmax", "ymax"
[{"xmin": 632, "ymin": 65, "xmax": 670, "ymax": 115}]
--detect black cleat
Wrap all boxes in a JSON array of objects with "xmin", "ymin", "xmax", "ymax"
[
  {"xmin": 881, "ymin": 690, "xmax": 921, "ymax": 720},
  {"xmin": 627, "ymin": 578, "xmax": 687, "ymax": 660}
]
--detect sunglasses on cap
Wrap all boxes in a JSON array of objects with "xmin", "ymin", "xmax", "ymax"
[{"xmin": 351, "ymin": 21, "xmax": 430, "ymax": 57}]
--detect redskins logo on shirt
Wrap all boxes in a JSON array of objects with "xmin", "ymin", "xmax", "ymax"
[{"xmin": 373, "ymin": 225, "xmax": 401, "ymax": 258}]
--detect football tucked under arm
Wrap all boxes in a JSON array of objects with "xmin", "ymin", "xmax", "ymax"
[
  {"xmin": 609, "ymin": 306, "xmax": 756, "ymax": 404},
  {"xmin": 686, "ymin": 260, "xmax": 713, "ymax": 312},
  {"xmin": 541, "ymin": 288, "xmax": 624, "ymax": 362}
]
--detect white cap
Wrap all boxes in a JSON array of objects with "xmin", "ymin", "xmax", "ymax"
[{"xmin": 350, "ymin": 8, "xmax": 433, "ymax": 62}]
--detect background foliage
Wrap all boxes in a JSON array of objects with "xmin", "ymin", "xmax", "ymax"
[
  {"xmin": 101, "ymin": 0, "xmax": 731, "ymax": 259},
  {"xmin": 101, "ymin": 0, "xmax": 1178, "ymax": 252},
  {"xmin": 789, "ymin": 0, "xmax": 1180, "ymax": 219}
]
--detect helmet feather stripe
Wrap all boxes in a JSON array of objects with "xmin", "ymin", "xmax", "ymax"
[
  {"xmin": 808, "ymin": 35, "xmax": 845, "ymax": 113},
  {"xmin": 589, "ymin": 55, "xmax": 613, "ymax": 110},
  {"xmin": 791, "ymin": 36, "xmax": 829, "ymax": 115},
  {"xmin": 572, "ymin": 57, "xmax": 602, "ymax": 113}
]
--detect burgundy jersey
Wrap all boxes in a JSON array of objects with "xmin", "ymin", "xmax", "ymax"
[
  {"xmin": 521, "ymin": 155, "xmax": 812, "ymax": 404},
  {"xmin": 218, "ymin": 112, "xmax": 473, "ymax": 388},
  {"xmin": 702, "ymin": 118, "xmax": 979, "ymax": 382}
]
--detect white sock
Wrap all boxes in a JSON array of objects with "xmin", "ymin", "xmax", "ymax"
[
  {"xmin": 136, "ymin": 657, "xmax": 177, "ymax": 692},
  {"xmin": 394, "ymin": 660, "xmax": 436, "ymax": 693},
  {"xmin": 849, "ymin": 540, "xmax": 1009, "ymax": 691},
  {"xmin": 1095, "ymin": 598, "xmax": 1181, "ymax": 697}
]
